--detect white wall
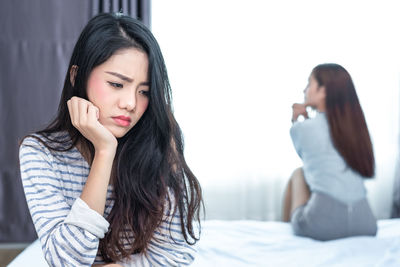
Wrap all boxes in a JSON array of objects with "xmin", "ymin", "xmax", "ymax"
[{"xmin": 152, "ymin": 0, "xmax": 400, "ymax": 220}]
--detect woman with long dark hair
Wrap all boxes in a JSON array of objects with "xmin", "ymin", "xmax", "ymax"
[
  {"xmin": 282, "ymin": 63, "xmax": 377, "ymax": 240},
  {"xmin": 19, "ymin": 12, "xmax": 202, "ymax": 266}
]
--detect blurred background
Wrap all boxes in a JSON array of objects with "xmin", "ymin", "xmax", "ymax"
[
  {"xmin": 151, "ymin": 0, "xmax": 400, "ymax": 221},
  {"xmin": 1, "ymin": 0, "xmax": 399, "ymax": 264}
]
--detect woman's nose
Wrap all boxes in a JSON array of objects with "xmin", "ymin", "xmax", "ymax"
[{"xmin": 119, "ymin": 89, "xmax": 136, "ymax": 111}]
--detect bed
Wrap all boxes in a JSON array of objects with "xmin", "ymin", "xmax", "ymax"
[{"xmin": 9, "ymin": 219, "xmax": 400, "ymax": 267}]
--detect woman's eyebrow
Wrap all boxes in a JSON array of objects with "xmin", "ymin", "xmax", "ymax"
[{"xmin": 105, "ymin": 71, "xmax": 133, "ymax": 82}]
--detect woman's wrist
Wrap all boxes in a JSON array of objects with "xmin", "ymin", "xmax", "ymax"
[{"xmin": 94, "ymin": 145, "xmax": 117, "ymax": 159}]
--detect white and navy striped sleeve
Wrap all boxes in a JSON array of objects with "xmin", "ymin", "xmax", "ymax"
[
  {"xmin": 117, "ymin": 196, "xmax": 198, "ymax": 266},
  {"xmin": 19, "ymin": 137, "xmax": 109, "ymax": 267}
]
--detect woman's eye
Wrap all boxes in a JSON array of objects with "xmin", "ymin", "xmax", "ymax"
[
  {"xmin": 139, "ymin": 90, "xmax": 150, "ymax": 96},
  {"xmin": 108, "ymin": 82, "xmax": 123, "ymax": 88}
]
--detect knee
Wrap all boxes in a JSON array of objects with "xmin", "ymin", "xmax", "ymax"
[
  {"xmin": 291, "ymin": 167, "xmax": 308, "ymax": 188},
  {"xmin": 290, "ymin": 167, "xmax": 304, "ymax": 180}
]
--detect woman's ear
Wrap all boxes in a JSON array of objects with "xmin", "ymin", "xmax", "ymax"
[
  {"xmin": 319, "ymin": 86, "xmax": 326, "ymax": 99},
  {"xmin": 70, "ymin": 65, "xmax": 78, "ymax": 87}
]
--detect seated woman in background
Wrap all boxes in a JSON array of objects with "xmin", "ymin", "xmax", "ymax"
[
  {"xmin": 19, "ymin": 12, "xmax": 202, "ymax": 266},
  {"xmin": 282, "ymin": 63, "xmax": 377, "ymax": 240}
]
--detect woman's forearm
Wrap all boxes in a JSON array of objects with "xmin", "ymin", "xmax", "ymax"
[{"xmin": 81, "ymin": 149, "xmax": 116, "ymax": 215}]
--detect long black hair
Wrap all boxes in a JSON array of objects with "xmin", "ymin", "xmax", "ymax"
[
  {"xmin": 312, "ymin": 63, "xmax": 374, "ymax": 177},
  {"xmin": 29, "ymin": 13, "xmax": 203, "ymax": 261}
]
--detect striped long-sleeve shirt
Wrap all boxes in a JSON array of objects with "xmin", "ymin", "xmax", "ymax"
[{"xmin": 19, "ymin": 132, "xmax": 196, "ymax": 266}]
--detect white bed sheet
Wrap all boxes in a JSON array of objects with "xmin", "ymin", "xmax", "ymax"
[
  {"xmin": 192, "ymin": 219, "xmax": 400, "ymax": 267},
  {"xmin": 9, "ymin": 219, "xmax": 400, "ymax": 267}
]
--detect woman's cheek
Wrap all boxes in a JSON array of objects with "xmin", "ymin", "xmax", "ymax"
[
  {"xmin": 88, "ymin": 80, "xmax": 108, "ymax": 103},
  {"xmin": 144, "ymin": 100, "xmax": 149, "ymax": 110},
  {"xmin": 139, "ymin": 100, "xmax": 149, "ymax": 116},
  {"xmin": 87, "ymin": 80, "xmax": 110, "ymax": 124}
]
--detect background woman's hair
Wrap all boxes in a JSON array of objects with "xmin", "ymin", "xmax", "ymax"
[
  {"xmin": 29, "ymin": 12, "xmax": 203, "ymax": 262},
  {"xmin": 312, "ymin": 63, "xmax": 375, "ymax": 178}
]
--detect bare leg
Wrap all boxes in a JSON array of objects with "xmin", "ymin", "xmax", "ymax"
[
  {"xmin": 290, "ymin": 167, "xmax": 311, "ymax": 215},
  {"xmin": 282, "ymin": 167, "xmax": 311, "ymax": 222},
  {"xmin": 282, "ymin": 177, "xmax": 292, "ymax": 222}
]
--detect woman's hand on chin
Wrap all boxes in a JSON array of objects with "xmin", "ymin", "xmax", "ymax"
[
  {"xmin": 67, "ymin": 96, "xmax": 117, "ymax": 153},
  {"xmin": 291, "ymin": 103, "xmax": 309, "ymax": 122}
]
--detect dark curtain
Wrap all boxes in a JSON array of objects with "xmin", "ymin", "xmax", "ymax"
[
  {"xmin": 0, "ymin": 0, "xmax": 150, "ymax": 243},
  {"xmin": 91, "ymin": 0, "xmax": 151, "ymax": 27}
]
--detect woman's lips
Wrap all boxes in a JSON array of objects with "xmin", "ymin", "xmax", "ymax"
[{"xmin": 112, "ymin": 116, "xmax": 131, "ymax": 127}]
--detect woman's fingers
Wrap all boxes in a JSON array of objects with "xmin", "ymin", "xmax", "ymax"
[
  {"xmin": 87, "ymin": 105, "xmax": 99, "ymax": 125},
  {"xmin": 78, "ymin": 98, "xmax": 89, "ymax": 126},
  {"xmin": 67, "ymin": 99, "xmax": 74, "ymax": 124},
  {"xmin": 68, "ymin": 96, "xmax": 97, "ymax": 129},
  {"xmin": 67, "ymin": 97, "xmax": 79, "ymax": 127},
  {"xmin": 292, "ymin": 103, "xmax": 306, "ymax": 110},
  {"xmin": 292, "ymin": 103, "xmax": 308, "ymax": 122}
]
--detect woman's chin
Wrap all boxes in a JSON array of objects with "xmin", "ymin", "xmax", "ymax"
[{"xmin": 107, "ymin": 126, "xmax": 131, "ymax": 139}]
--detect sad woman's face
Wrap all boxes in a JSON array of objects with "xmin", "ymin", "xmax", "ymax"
[{"xmin": 86, "ymin": 48, "xmax": 150, "ymax": 138}]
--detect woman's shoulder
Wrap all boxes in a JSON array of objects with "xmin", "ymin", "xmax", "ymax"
[
  {"xmin": 290, "ymin": 113, "xmax": 328, "ymax": 144},
  {"xmin": 20, "ymin": 131, "xmax": 73, "ymax": 155},
  {"xmin": 19, "ymin": 131, "xmax": 84, "ymax": 169},
  {"xmin": 291, "ymin": 112, "xmax": 326, "ymax": 130}
]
